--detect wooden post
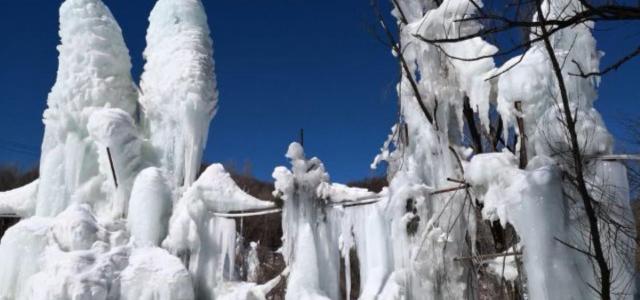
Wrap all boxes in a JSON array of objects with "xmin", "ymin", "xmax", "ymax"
[
  {"xmin": 514, "ymin": 101, "xmax": 527, "ymax": 169},
  {"xmin": 106, "ymin": 147, "xmax": 118, "ymax": 188},
  {"xmin": 299, "ymin": 128, "xmax": 304, "ymax": 147}
]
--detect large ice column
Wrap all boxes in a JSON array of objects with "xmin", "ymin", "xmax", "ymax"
[
  {"xmin": 272, "ymin": 143, "xmax": 341, "ymax": 300},
  {"xmin": 140, "ymin": 0, "xmax": 218, "ymax": 188},
  {"xmin": 466, "ymin": 153, "xmax": 589, "ymax": 299},
  {"xmin": 127, "ymin": 167, "xmax": 172, "ymax": 247},
  {"xmin": 163, "ymin": 164, "xmax": 273, "ymax": 299},
  {"xmin": 338, "ymin": 199, "xmax": 391, "ymax": 300},
  {"xmin": 36, "ymin": 0, "xmax": 138, "ymax": 217}
]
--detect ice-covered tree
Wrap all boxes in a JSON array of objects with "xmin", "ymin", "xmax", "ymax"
[
  {"xmin": 368, "ymin": 0, "xmax": 498, "ymax": 298},
  {"xmin": 370, "ymin": 0, "xmax": 637, "ymax": 298}
]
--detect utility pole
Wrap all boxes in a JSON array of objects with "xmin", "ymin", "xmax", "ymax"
[{"xmin": 299, "ymin": 128, "xmax": 304, "ymax": 147}]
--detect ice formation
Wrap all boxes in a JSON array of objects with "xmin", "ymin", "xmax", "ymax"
[
  {"xmin": 163, "ymin": 163, "xmax": 274, "ymax": 299},
  {"xmin": 368, "ymin": 0, "xmax": 499, "ymax": 298},
  {"xmin": 368, "ymin": 0, "xmax": 636, "ymax": 298},
  {"xmin": 120, "ymin": 247, "xmax": 195, "ymax": 300},
  {"xmin": 272, "ymin": 142, "xmax": 394, "ymax": 300},
  {"xmin": 0, "ymin": 179, "xmax": 39, "ymax": 217},
  {"xmin": 0, "ymin": 0, "xmax": 270, "ymax": 299},
  {"xmin": 246, "ymin": 242, "xmax": 260, "ymax": 283},
  {"xmin": 140, "ymin": 0, "xmax": 218, "ymax": 188},
  {"xmin": 36, "ymin": 0, "xmax": 139, "ymax": 219},
  {"xmin": 475, "ymin": 0, "xmax": 635, "ymax": 297},
  {"xmin": 465, "ymin": 153, "xmax": 589, "ymax": 298},
  {"xmin": 273, "ymin": 143, "xmax": 341, "ymax": 300},
  {"xmin": 0, "ymin": 217, "xmax": 51, "ymax": 299},
  {"xmin": 127, "ymin": 167, "xmax": 172, "ymax": 247},
  {"xmin": 0, "ymin": 0, "xmax": 635, "ymax": 298}
]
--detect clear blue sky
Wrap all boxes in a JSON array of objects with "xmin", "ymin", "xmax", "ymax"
[{"xmin": 0, "ymin": 1, "xmax": 637, "ymax": 182}]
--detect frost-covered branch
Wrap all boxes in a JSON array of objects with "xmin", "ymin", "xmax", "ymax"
[{"xmin": 371, "ymin": 0, "xmax": 434, "ymax": 124}]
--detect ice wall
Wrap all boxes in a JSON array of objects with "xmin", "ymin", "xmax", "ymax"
[
  {"xmin": 339, "ymin": 202, "xmax": 391, "ymax": 299},
  {"xmin": 140, "ymin": 0, "xmax": 218, "ymax": 188}
]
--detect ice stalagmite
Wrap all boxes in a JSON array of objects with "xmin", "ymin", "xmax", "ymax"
[
  {"xmin": 36, "ymin": 0, "xmax": 139, "ymax": 218},
  {"xmin": 140, "ymin": 0, "xmax": 218, "ymax": 188},
  {"xmin": 127, "ymin": 167, "xmax": 172, "ymax": 247}
]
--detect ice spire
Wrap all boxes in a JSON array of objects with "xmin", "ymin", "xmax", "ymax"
[
  {"xmin": 272, "ymin": 143, "xmax": 341, "ymax": 300},
  {"xmin": 140, "ymin": 0, "xmax": 218, "ymax": 188},
  {"xmin": 36, "ymin": 0, "xmax": 139, "ymax": 218}
]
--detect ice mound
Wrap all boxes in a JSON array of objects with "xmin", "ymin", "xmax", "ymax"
[
  {"xmin": 0, "ymin": 217, "xmax": 51, "ymax": 299},
  {"xmin": 120, "ymin": 247, "xmax": 194, "ymax": 300},
  {"xmin": 0, "ymin": 179, "xmax": 38, "ymax": 216}
]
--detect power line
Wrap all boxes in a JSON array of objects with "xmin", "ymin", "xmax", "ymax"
[{"xmin": 0, "ymin": 138, "xmax": 40, "ymax": 157}]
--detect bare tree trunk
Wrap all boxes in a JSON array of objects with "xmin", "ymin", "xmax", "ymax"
[{"xmin": 535, "ymin": 2, "xmax": 611, "ymax": 298}]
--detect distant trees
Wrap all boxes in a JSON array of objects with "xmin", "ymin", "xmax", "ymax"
[{"xmin": 0, "ymin": 165, "xmax": 38, "ymax": 192}]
